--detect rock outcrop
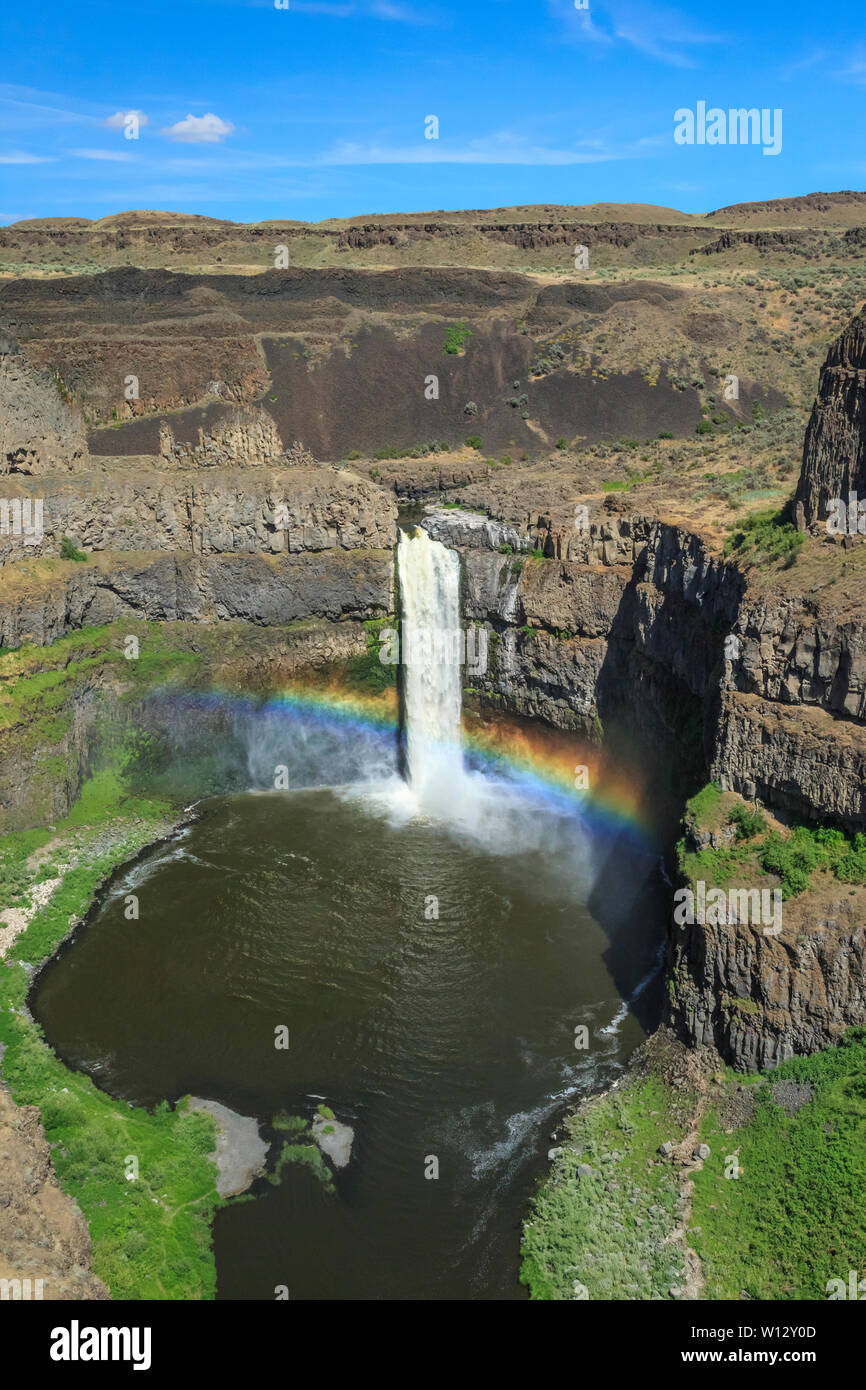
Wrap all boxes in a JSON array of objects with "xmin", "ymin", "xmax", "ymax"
[
  {"xmin": 0, "ymin": 550, "xmax": 394, "ymax": 649},
  {"xmin": 0, "ymin": 339, "xmax": 90, "ymax": 474},
  {"xmin": 0, "ymin": 1082, "xmax": 109, "ymax": 1300},
  {"xmin": 796, "ymin": 305, "xmax": 866, "ymax": 528},
  {"xmin": 158, "ymin": 407, "xmax": 284, "ymax": 467},
  {"xmin": 0, "ymin": 466, "xmax": 397, "ymax": 566},
  {"xmin": 668, "ymin": 816, "xmax": 866, "ymax": 1071}
]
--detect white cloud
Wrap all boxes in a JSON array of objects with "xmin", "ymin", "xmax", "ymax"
[
  {"xmin": 0, "ymin": 151, "xmax": 53, "ymax": 163},
  {"xmin": 161, "ymin": 113, "xmax": 236, "ymax": 143},
  {"xmin": 551, "ymin": 0, "xmax": 726, "ymax": 67},
  {"xmin": 309, "ymin": 129, "xmax": 653, "ymax": 165},
  {"xmin": 104, "ymin": 109, "xmax": 149, "ymax": 130},
  {"xmin": 71, "ymin": 148, "xmax": 135, "ymax": 161}
]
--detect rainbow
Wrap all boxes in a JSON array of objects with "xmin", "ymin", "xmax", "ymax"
[{"xmin": 143, "ymin": 679, "xmax": 656, "ymax": 848}]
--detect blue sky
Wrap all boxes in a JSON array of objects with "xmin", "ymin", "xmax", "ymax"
[{"xmin": 0, "ymin": 0, "xmax": 864, "ymax": 224}]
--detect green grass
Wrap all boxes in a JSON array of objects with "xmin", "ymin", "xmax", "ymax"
[
  {"xmin": 692, "ymin": 1031, "xmax": 866, "ymax": 1300},
  {"xmin": 0, "ymin": 770, "xmax": 221, "ymax": 1299},
  {"xmin": 680, "ymin": 790, "xmax": 866, "ymax": 899},
  {"xmin": 522, "ymin": 1029, "xmax": 866, "ymax": 1302},
  {"xmin": 59, "ymin": 536, "xmax": 87, "ymax": 562},
  {"xmin": 443, "ymin": 321, "xmax": 472, "ymax": 355},
  {"xmin": 521, "ymin": 1062, "xmax": 694, "ymax": 1300},
  {"xmin": 685, "ymin": 781, "xmax": 723, "ymax": 822},
  {"xmin": 272, "ymin": 1110, "xmax": 310, "ymax": 1134},
  {"xmin": 729, "ymin": 802, "xmax": 766, "ymax": 841},
  {"xmin": 725, "ymin": 508, "xmax": 805, "ymax": 567},
  {"xmin": 270, "ymin": 1142, "xmax": 335, "ymax": 1193}
]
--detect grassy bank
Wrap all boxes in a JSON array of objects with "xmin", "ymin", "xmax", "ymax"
[
  {"xmin": 0, "ymin": 766, "xmax": 221, "ymax": 1299},
  {"xmin": 520, "ymin": 1031, "xmax": 699, "ymax": 1300},
  {"xmin": 520, "ymin": 1028, "xmax": 866, "ymax": 1301},
  {"xmin": 692, "ymin": 1031, "xmax": 866, "ymax": 1300}
]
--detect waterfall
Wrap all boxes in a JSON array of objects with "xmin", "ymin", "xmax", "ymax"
[{"xmin": 397, "ymin": 526, "xmax": 465, "ymax": 811}]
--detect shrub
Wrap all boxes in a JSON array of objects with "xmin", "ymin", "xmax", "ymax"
[
  {"xmin": 443, "ymin": 322, "xmax": 471, "ymax": 355},
  {"xmin": 465, "ymin": 435, "xmax": 482, "ymax": 450},
  {"xmin": 729, "ymin": 803, "xmax": 766, "ymax": 841},
  {"xmin": 726, "ymin": 510, "xmax": 805, "ymax": 567},
  {"xmin": 836, "ymin": 833, "xmax": 866, "ymax": 884},
  {"xmin": 60, "ymin": 536, "xmax": 87, "ymax": 562},
  {"xmin": 760, "ymin": 828, "xmax": 823, "ymax": 898}
]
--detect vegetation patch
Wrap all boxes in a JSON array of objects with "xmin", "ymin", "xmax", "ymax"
[
  {"xmin": 680, "ymin": 784, "xmax": 866, "ymax": 898},
  {"xmin": 443, "ymin": 321, "xmax": 472, "ymax": 355},
  {"xmin": 344, "ymin": 617, "xmax": 398, "ymax": 695},
  {"xmin": 725, "ymin": 508, "xmax": 805, "ymax": 567},
  {"xmin": 0, "ymin": 771, "xmax": 221, "ymax": 1299},
  {"xmin": 521, "ymin": 1049, "xmax": 695, "ymax": 1300},
  {"xmin": 692, "ymin": 1030, "xmax": 866, "ymax": 1299}
]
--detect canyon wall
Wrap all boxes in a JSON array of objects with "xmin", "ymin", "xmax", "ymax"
[{"xmin": 424, "ymin": 481, "xmax": 866, "ymax": 1071}]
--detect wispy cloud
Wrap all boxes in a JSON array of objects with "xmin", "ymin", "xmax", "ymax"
[
  {"xmin": 551, "ymin": 0, "xmax": 727, "ymax": 67},
  {"xmin": 780, "ymin": 48, "xmax": 827, "ymax": 81},
  {"xmin": 252, "ymin": 0, "xmax": 437, "ymax": 18},
  {"xmin": 837, "ymin": 50, "xmax": 866, "ymax": 84},
  {"xmin": 0, "ymin": 83, "xmax": 97, "ymax": 129},
  {"xmin": 161, "ymin": 113, "xmax": 236, "ymax": 143},
  {"xmin": 71, "ymin": 148, "xmax": 136, "ymax": 161},
  {"xmin": 304, "ymin": 129, "xmax": 657, "ymax": 165},
  {"xmin": 0, "ymin": 151, "xmax": 54, "ymax": 164}
]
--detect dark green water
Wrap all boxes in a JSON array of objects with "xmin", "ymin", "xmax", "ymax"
[{"xmin": 32, "ymin": 786, "xmax": 665, "ymax": 1300}]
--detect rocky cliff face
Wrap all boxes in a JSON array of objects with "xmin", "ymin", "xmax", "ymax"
[
  {"xmin": 157, "ymin": 407, "xmax": 285, "ymax": 467},
  {"xmin": 668, "ymin": 806, "xmax": 866, "ymax": 1071},
  {"xmin": 428, "ymin": 505, "xmax": 741, "ymax": 735},
  {"xmin": 0, "ymin": 550, "xmax": 394, "ymax": 649},
  {"xmin": 0, "ymin": 340, "xmax": 90, "ymax": 474},
  {"xmin": 0, "ymin": 1082, "xmax": 109, "ymax": 1300},
  {"xmin": 796, "ymin": 305, "xmax": 866, "ymax": 528},
  {"xmin": 0, "ymin": 465, "xmax": 397, "ymax": 566}
]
